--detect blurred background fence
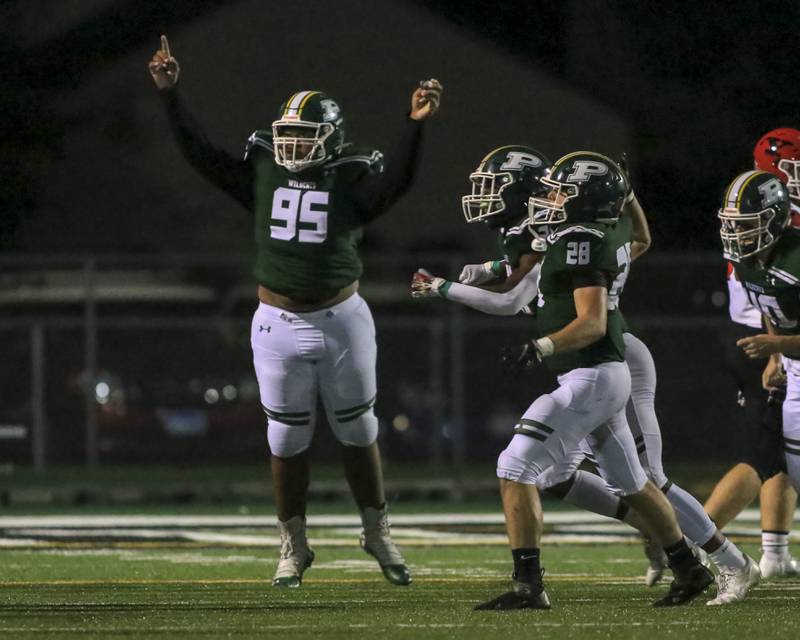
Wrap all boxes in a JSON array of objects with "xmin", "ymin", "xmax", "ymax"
[{"xmin": 0, "ymin": 251, "xmax": 738, "ymax": 473}]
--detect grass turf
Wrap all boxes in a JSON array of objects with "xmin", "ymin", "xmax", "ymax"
[{"xmin": 2, "ymin": 543, "xmax": 799, "ymax": 639}]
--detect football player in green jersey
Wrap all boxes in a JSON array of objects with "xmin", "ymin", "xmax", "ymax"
[
  {"xmin": 469, "ymin": 151, "xmax": 713, "ymax": 609},
  {"xmin": 417, "ymin": 149, "xmax": 756, "ymax": 604},
  {"xmin": 149, "ymin": 35, "xmax": 442, "ymax": 588},
  {"xmin": 720, "ymin": 170, "xmax": 800, "ymax": 499},
  {"xmin": 704, "ymin": 132, "xmax": 800, "ymax": 580}
]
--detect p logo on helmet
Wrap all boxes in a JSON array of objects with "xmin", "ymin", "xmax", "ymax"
[{"xmin": 566, "ymin": 161, "xmax": 609, "ymax": 183}]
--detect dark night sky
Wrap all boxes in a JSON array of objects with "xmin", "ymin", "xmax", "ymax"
[{"xmin": 1, "ymin": 0, "xmax": 798, "ymax": 252}]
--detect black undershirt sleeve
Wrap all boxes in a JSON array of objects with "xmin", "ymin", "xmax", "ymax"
[
  {"xmin": 352, "ymin": 116, "xmax": 425, "ymax": 224},
  {"xmin": 160, "ymin": 89, "xmax": 255, "ymax": 212},
  {"xmin": 571, "ymin": 270, "xmax": 609, "ymax": 289}
]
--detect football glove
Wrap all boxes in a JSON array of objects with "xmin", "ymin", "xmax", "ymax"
[
  {"xmin": 500, "ymin": 338, "xmax": 554, "ymax": 376},
  {"xmin": 458, "ymin": 261, "xmax": 503, "ymax": 285},
  {"xmin": 411, "ymin": 268, "xmax": 449, "ymax": 299}
]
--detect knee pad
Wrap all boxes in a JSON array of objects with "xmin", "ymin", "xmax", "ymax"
[
  {"xmin": 329, "ymin": 409, "xmax": 378, "ymax": 447},
  {"xmin": 268, "ymin": 421, "xmax": 314, "ymax": 458},
  {"xmin": 497, "ymin": 444, "xmax": 541, "ymax": 485}
]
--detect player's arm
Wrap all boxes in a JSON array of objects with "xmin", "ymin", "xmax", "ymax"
[
  {"xmin": 626, "ymin": 194, "xmax": 651, "ymax": 261},
  {"xmin": 480, "ymin": 253, "xmax": 541, "ymax": 292},
  {"xmin": 149, "ymin": 35, "xmax": 254, "ymax": 210},
  {"xmin": 412, "ymin": 262, "xmax": 541, "ymax": 316},
  {"xmin": 353, "ymin": 79, "xmax": 442, "ymax": 222},
  {"xmin": 737, "ymin": 315, "xmax": 787, "ymax": 389}
]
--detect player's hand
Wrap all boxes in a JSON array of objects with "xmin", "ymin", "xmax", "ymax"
[
  {"xmin": 411, "ymin": 268, "xmax": 448, "ymax": 298},
  {"xmin": 410, "ymin": 78, "xmax": 442, "ymax": 121},
  {"xmin": 762, "ymin": 356, "xmax": 786, "ymax": 391},
  {"xmin": 458, "ymin": 262, "xmax": 496, "ymax": 285},
  {"xmin": 500, "ymin": 340, "xmax": 544, "ymax": 376},
  {"xmin": 737, "ymin": 334, "xmax": 783, "ymax": 359},
  {"xmin": 148, "ymin": 35, "xmax": 180, "ymax": 90}
]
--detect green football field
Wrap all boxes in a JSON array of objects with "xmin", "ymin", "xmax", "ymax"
[{"xmin": 2, "ymin": 508, "xmax": 800, "ymax": 639}]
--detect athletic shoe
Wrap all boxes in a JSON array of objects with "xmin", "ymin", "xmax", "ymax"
[
  {"xmin": 653, "ymin": 562, "xmax": 714, "ymax": 607},
  {"xmin": 475, "ymin": 574, "xmax": 551, "ymax": 610},
  {"xmin": 759, "ymin": 552, "xmax": 800, "ymax": 578},
  {"xmin": 360, "ymin": 505, "xmax": 412, "ymax": 586},
  {"xmin": 706, "ymin": 555, "xmax": 760, "ymax": 606},
  {"xmin": 272, "ymin": 515, "xmax": 314, "ymax": 588}
]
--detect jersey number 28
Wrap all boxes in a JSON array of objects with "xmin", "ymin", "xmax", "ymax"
[{"xmin": 270, "ymin": 188, "xmax": 328, "ymax": 244}]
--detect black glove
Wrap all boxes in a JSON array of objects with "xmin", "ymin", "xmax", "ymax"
[{"xmin": 500, "ymin": 341, "xmax": 542, "ymax": 376}]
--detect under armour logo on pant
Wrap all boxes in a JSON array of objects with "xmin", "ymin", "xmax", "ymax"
[{"xmin": 259, "ymin": 325, "xmax": 271, "ymax": 333}]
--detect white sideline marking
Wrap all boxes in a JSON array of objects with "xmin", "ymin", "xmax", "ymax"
[{"xmin": 0, "ymin": 508, "xmax": 786, "ymax": 529}]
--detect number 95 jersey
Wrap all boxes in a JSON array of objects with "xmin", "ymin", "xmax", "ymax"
[
  {"xmin": 732, "ymin": 232, "xmax": 800, "ymax": 357},
  {"xmin": 536, "ymin": 222, "xmax": 626, "ymax": 373},
  {"xmin": 246, "ymin": 131, "xmax": 384, "ymax": 297}
]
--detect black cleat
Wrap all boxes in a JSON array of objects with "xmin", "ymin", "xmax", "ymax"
[
  {"xmin": 653, "ymin": 563, "xmax": 714, "ymax": 607},
  {"xmin": 475, "ymin": 579, "xmax": 551, "ymax": 611}
]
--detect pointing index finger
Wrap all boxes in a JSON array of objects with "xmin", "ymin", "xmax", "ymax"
[{"xmin": 160, "ymin": 35, "xmax": 171, "ymax": 57}]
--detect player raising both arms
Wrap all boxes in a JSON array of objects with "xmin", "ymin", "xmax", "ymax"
[{"xmin": 149, "ymin": 35, "xmax": 442, "ymax": 588}]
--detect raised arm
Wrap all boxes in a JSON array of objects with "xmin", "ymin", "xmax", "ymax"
[
  {"xmin": 149, "ymin": 35, "xmax": 254, "ymax": 211},
  {"xmin": 353, "ymin": 79, "xmax": 442, "ymax": 222},
  {"xmin": 626, "ymin": 193, "xmax": 652, "ymax": 261}
]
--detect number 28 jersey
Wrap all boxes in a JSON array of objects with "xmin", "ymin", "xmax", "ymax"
[
  {"xmin": 731, "ymin": 232, "xmax": 800, "ymax": 359},
  {"xmin": 536, "ymin": 222, "xmax": 627, "ymax": 373}
]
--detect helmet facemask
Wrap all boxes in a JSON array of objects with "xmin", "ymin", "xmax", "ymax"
[
  {"xmin": 778, "ymin": 159, "xmax": 800, "ymax": 205},
  {"xmin": 461, "ymin": 171, "xmax": 515, "ymax": 223},
  {"xmin": 272, "ymin": 120, "xmax": 336, "ymax": 173},
  {"xmin": 528, "ymin": 176, "xmax": 577, "ymax": 226},
  {"xmin": 718, "ymin": 206, "xmax": 779, "ymax": 260}
]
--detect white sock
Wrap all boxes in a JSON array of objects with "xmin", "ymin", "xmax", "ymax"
[
  {"xmin": 762, "ymin": 531, "xmax": 790, "ymax": 558},
  {"xmin": 664, "ymin": 482, "xmax": 717, "ymax": 545},
  {"xmin": 563, "ymin": 470, "xmax": 622, "ymax": 520},
  {"xmin": 709, "ymin": 538, "xmax": 747, "ymax": 572}
]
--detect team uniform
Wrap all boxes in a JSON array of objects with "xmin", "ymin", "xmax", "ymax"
[
  {"xmin": 161, "ymin": 88, "xmax": 425, "ymax": 586},
  {"xmin": 724, "ymin": 265, "xmax": 787, "ymax": 481},
  {"xmin": 729, "ymin": 232, "xmax": 800, "ymax": 490}
]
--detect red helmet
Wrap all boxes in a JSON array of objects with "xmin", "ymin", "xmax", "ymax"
[{"xmin": 754, "ymin": 128, "xmax": 800, "ymax": 192}]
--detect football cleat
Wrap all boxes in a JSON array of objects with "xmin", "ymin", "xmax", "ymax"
[
  {"xmin": 272, "ymin": 515, "xmax": 314, "ymax": 588},
  {"xmin": 706, "ymin": 555, "xmax": 760, "ymax": 606},
  {"xmin": 360, "ymin": 505, "xmax": 412, "ymax": 586},
  {"xmin": 652, "ymin": 563, "xmax": 714, "ymax": 607},
  {"xmin": 759, "ymin": 552, "xmax": 800, "ymax": 578},
  {"xmin": 475, "ymin": 576, "xmax": 551, "ymax": 611},
  {"xmin": 643, "ymin": 538, "xmax": 668, "ymax": 587}
]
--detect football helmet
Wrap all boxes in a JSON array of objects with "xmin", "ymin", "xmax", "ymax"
[
  {"xmin": 718, "ymin": 170, "xmax": 791, "ymax": 260},
  {"xmin": 461, "ymin": 145, "xmax": 550, "ymax": 227},
  {"xmin": 753, "ymin": 128, "xmax": 800, "ymax": 202},
  {"xmin": 272, "ymin": 91, "xmax": 344, "ymax": 172},
  {"xmin": 528, "ymin": 151, "xmax": 628, "ymax": 225}
]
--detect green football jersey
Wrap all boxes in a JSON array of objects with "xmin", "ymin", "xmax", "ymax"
[
  {"xmin": 245, "ymin": 131, "xmax": 383, "ymax": 297},
  {"xmin": 606, "ymin": 215, "xmax": 632, "ymax": 334},
  {"xmin": 496, "ymin": 219, "xmax": 538, "ymax": 270},
  {"xmin": 732, "ymin": 232, "xmax": 800, "ymax": 358},
  {"xmin": 536, "ymin": 222, "xmax": 626, "ymax": 373}
]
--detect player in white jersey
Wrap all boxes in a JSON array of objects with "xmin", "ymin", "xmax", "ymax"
[
  {"xmin": 414, "ymin": 149, "xmax": 758, "ymax": 605},
  {"xmin": 703, "ymin": 129, "xmax": 800, "ymax": 579}
]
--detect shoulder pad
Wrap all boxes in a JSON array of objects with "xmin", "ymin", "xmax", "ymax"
[
  {"xmin": 547, "ymin": 225, "xmax": 605, "ymax": 245},
  {"xmin": 244, "ymin": 130, "xmax": 273, "ymax": 161},
  {"xmin": 324, "ymin": 145, "xmax": 384, "ymax": 176},
  {"xmin": 769, "ymin": 234, "xmax": 800, "ymax": 284}
]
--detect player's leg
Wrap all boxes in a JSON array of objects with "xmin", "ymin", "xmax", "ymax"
[
  {"xmin": 622, "ymin": 333, "xmax": 757, "ymax": 602},
  {"xmin": 316, "ymin": 294, "xmax": 409, "ymax": 586},
  {"xmin": 760, "ymin": 473, "xmax": 800, "ymax": 577},
  {"xmin": 705, "ymin": 463, "xmax": 761, "ymax": 527},
  {"xmin": 585, "ymin": 407, "xmax": 715, "ymax": 607},
  {"xmin": 251, "ymin": 303, "xmax": 319, "ymax": 587},
  {"xmin": 481, "ymin": 364, "xmax": 631, "ymax": 610},
  {"xmin": 782, "ymin": 359, "xmax": 800, "ymax": 492}
]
